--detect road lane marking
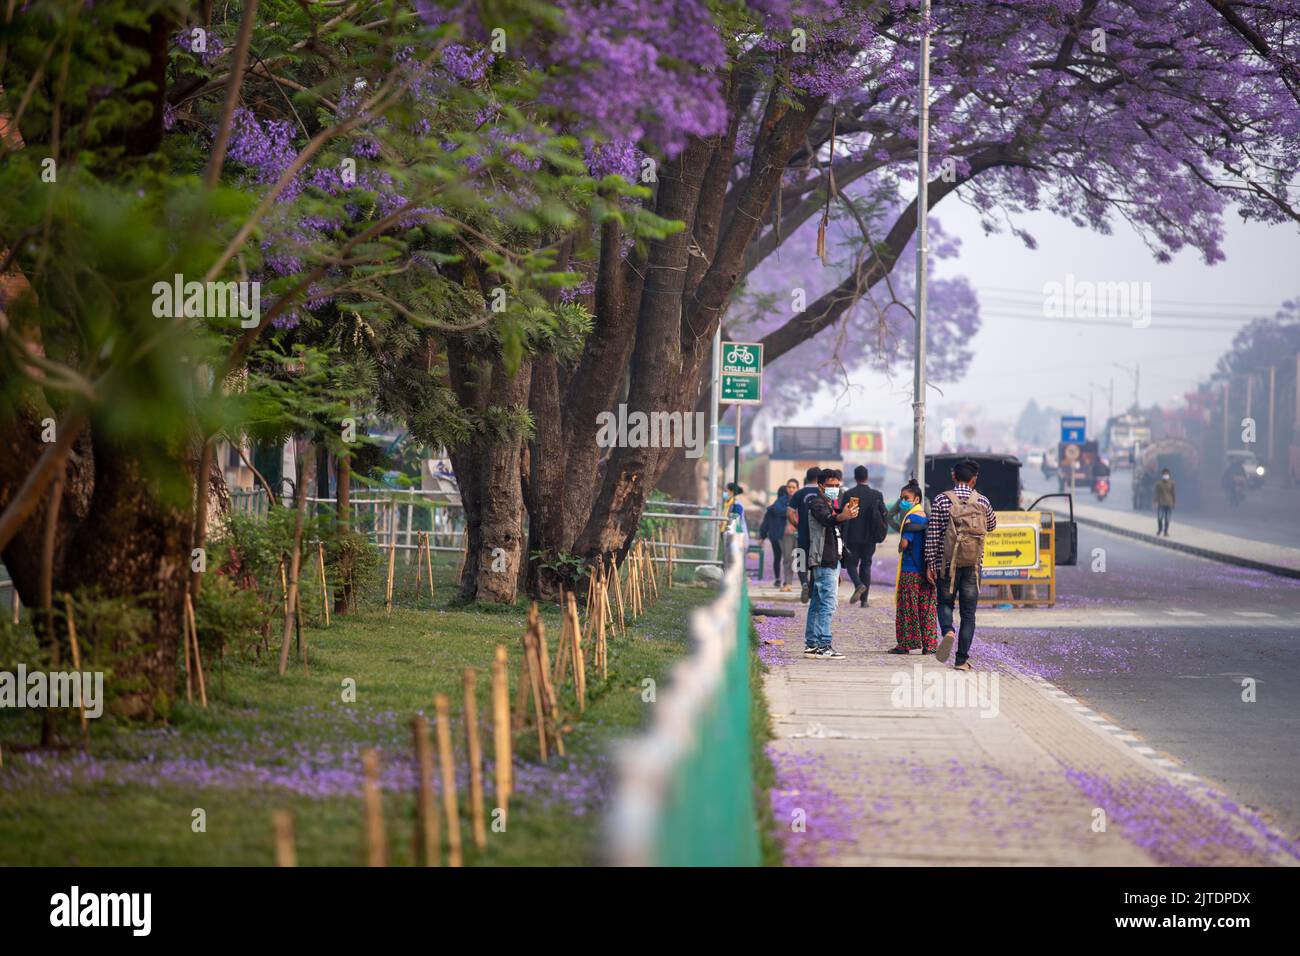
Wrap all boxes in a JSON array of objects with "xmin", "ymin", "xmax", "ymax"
[
  {"xmin": 1233, "ymin": 611, "xmax": 1277, "ymax": 618},
  {"xmin": 1164, "ymin": 610, "xmax": 1206, "ymax": 617}
]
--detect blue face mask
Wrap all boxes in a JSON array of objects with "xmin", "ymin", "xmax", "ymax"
[{"xmin": 824, "ymin": 486, "xmax": 841, "ymax": 502}]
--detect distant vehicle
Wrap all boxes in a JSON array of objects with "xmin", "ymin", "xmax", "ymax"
[
  {"xmin": 1093, "ymin": 476, "xmax": 1110, "ymax": 501},
  {"xmin": 1106, "ymin": 413, "xmax": 1152, "ymax": 468},
  {"xmin": 1133, "ymin": 439, "xmax": 1201, "ymax": 510},
  {"xmin": 1025, "ymin": 450, "xmax": 1045, "ymax": 469},
  {"xmin": 1224, "ymin": 450, "xmax": 1266, "ymax": 490},
  {"xmin": 1056, "ymin": 440, "xmax": 1099, "ymax": 491}
]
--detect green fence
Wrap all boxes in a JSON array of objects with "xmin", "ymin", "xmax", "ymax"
[{"xmin": 608, "ymin": 532, "xmax": 760, "ymax": 866}]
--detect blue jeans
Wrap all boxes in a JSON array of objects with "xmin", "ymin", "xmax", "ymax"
[
  {"xmin": 936, "ymin": 566, "xmax": 979, "ymax": 665},
  {"xmin": 803, "ymin": 566, "xmax": 839, "ymax": 649}
]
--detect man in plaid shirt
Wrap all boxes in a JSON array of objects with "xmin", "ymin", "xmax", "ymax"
[{"xmin": 924, "ymin": 458, "xmax": 997, "ymax": 670}]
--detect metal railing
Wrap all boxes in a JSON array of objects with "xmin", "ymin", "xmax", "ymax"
[
  {"xmin": 606, "ymin": 532, "xmax": 760, "ymax": 865},
  {"xmin": 229, "ymin": 489, "xmax": 727, "ymax": 567}
]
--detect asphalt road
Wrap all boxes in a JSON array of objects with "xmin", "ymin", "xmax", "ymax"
[
  {"xmin": 1021, "ymin": 466, "xmax": 1300, "ymax": 550},
  {"xmin": 971, "ymin": 523, "xmax": 1300, "ymax": 841}
]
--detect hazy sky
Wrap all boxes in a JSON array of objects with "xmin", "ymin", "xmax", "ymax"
[{"xmin": 778, "ymin": 199, "xmax": 1300, "ymax": 448}]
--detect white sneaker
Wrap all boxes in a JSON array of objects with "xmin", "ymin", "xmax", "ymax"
[{"xmin": 815, "ymin": 647, "xmax": 846, "ymax": 660}]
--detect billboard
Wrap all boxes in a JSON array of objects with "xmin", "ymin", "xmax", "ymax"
[
  {"xmin": 771, "ymin": 426, "xmax": 842, "ymax": 460},
  {"xmin": 841, "ymin": 425, "xmax": 887, "ymax": 466}
]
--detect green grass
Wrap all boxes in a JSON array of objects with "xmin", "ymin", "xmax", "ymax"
[
  {"xmin": 748, "ymin": 620, "xmax": 784, "ymax": 866},
  {"xmin": 0, "ymin": 561, "xmax": 716, "ymax": 866}
]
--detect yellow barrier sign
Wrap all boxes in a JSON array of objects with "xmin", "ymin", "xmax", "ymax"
[{"xmin": 982, "ymin": 524, "xmax": 1040, "ymax": 570}]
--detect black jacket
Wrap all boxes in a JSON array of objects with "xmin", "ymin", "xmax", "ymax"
[
  {"xmin": 807, "ymin": 493, "xmax": 842, "ymax": 568},
  {"xmin": 842, "ymin": 484, "xmax": 886, "ymax": 552}
]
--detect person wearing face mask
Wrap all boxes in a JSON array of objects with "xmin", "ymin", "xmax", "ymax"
[{"xmin": 804, "ymin": 468, "xmax": 858, "ymax": 660}]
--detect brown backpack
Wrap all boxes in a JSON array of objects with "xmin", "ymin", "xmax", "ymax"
[{"xmin": 941, "ymin": 490, "xmax": 988, "ymax": 588}]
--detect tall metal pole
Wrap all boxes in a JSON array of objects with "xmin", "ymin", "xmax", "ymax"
[
  {"xmin": 708, "ymin": 328, "xmax": 721, "ymax": 538},
  {"xmin": 912, "ymin": 0, "xmax": 931, "ymax": 492}
]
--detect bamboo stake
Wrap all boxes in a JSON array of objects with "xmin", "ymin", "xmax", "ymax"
[
  {"xmin": 361, "ymin": 748, "xmax": 387, "ymax": 866},
  {"xmin": 412, "ymin": 715, "xmax": 439, "ymax": 867},
  {"xmin": 279, "ymin": 557, "xmax": 289, "ymax": 616},
  {"xmin": 491, "ymin": 646, "xmax": 512, "ymax": 815},
  {"xmin": 414, "ymin": 530, "xmax": 425, "ymax": 598},
  {"xmin": 425, "ymin": 531, "xmax": 435, "ymax": 596},
  {"xmin": 385, "ymin": 520, "xmax": 397, "ymax": 614},
  {"xmin": 596, "ymin": 576, "xmax": 608, "ymax": 681},
  {"xmin": 535, "ymin": 615, "xmax": 564, "ymax": 757},
  {"xmin": 567, "ymin": 592, "xmax": 585, "ymax": 712},
  {"xmin": 610, "ymin": 555, "xmax": 626, "ymax": 634},
  {"xmin": 552, "ymin": 588, "xmax": 571, "ymax": 686},
  {"xmin": 63, "ymin": 594, "xmax": 87, "ymax": 735},
  {"xmin": 463, "ymin": 668, "xmax": 487, "ymax": 850},
  {"xmin": 186, "ymin": 594, "xmax": 208, "ymax": 708},
  {"xmin": 667, "ymin": 529, "xmax": 675, "ymax": 587},
  {"xmin": 317, "ymin": 541, "xmax": 330, "ymax": 627},
  {"xmin": 272, "ymin": 810, "xmax": 297, "ymax": 867},
  {"xmin": 434, "ymin": 694, "xmax": 463, "ymax": 866},
  {"xmin": 183, "ymin": 592, "xmax": 193, "ymax": 705},
  {"xmin": 522, "ymin": 613, "xmax": 548, "ymax": 760}
]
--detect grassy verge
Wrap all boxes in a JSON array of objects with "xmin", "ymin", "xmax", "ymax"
[
  {"xmin": 748, "ymin": 619, "xmax": 783, "ymax": 866},
  {"xmin": 0, "ymin": 561, "xmax": 714, "ymax": 866}
]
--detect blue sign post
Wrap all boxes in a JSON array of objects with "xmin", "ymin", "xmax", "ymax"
[{"xmin": 1061, "ymin": 416, "xmax": 1087, "ymax": 443}]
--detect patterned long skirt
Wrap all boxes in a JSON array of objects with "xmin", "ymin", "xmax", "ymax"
[{"xmin": 895, "ymin": 572, "xmax": 937, "ymax": 651}]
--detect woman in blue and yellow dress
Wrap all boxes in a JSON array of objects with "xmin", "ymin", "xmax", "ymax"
[{"xmin": 890, "ymin": 480, "xmax": 937, "ymax": 655}]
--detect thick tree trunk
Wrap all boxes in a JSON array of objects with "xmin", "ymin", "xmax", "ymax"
[
  {"xmin": 61, "ymin": 434, "xmax": 190, "ymax": 720},
  {"xmin": 472, "ymin": 357, "xmax": 531, "ymax": 604}
]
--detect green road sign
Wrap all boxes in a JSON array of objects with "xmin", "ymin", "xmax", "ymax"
[
  {"xmin": 720, "ymin": 342, "xmax": 763, "ymax": 375},
  {"xmin": 720, "ymin": 341, "xmax": 762, "ymax": 405},
  {"xmin": 721, "ymin": 373, "xmax": 761, "ymax": 403}
]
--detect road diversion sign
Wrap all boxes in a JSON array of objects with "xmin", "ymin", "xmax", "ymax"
[
  {"xmin": 981, "ymin": 523, "xmax": 1040, "ymax": 570},
  {"xmin": 1061, "ymin": 416, "xmax": 1086, "ymax": 443},
  {"xmin": 720, "ymin": 342, "xmax": 763, "ymax": 405}
]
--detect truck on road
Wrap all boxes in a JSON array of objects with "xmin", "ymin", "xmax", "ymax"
[{"xmin": 1132, "ymin": 438, "xmax": 1201, "ymax": 510}]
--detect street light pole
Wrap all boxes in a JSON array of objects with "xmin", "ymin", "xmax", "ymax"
[{"xmin": 912, "ymin": 0, "xmax": 931, "ymax": 493}]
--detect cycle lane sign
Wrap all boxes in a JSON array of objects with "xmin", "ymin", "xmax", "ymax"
[{"xmin": 720, "ymin": 342, "xmax": 763, "ymax": 405}]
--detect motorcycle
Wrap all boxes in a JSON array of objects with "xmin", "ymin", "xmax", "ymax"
[
  {"xmin": 1226, "ymin": 472, "xmax": 1247, "ymax": 507},
  {"xmin": 1092, "ymin": 477, "xmax": 1110, "ymax": 501}
]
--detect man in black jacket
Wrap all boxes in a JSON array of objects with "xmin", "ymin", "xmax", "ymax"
[
  {"xmin": 841, "ymin": 465, "xmax": 888, "ymax": 607},
  {"xmin": 803, "ymin": 468, "xmax": 859, "ymax": 659},
  {"xmin": 789, "ymin": 466, "xmax": 822, "ymax": 604}
]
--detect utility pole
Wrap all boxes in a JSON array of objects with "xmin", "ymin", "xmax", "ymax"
[
  {"xmin": 912, "ymin": 0, "xmax": 931, "ymax": 494},
  {"xmin": 708, "ymin": 327, "xmax": 720, "ymax": 529},
  {"xmin": 1108, "ymin": 377, "xmax": 1114, "ymax": 424},
  {"xmin": 1267, "ymin": 365, "xmax": 1276, "ymax": 464}
]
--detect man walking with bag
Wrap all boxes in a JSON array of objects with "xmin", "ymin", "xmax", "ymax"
[
  {"xmin": 842, "ymin": 465, "xmax": 888, "ymax": 607},
  {"xmin": 924, "ymin": 458, "xmax": 997, "ymax": 670}
]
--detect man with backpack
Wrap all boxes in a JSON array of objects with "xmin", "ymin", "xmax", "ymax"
[
  {"xmin": 841, "ymin": 465, "xmax": 889, "ymax": 607},
  {"xmin": 923, "ymin": 458, "xmax": 997, "ymax": 670}
]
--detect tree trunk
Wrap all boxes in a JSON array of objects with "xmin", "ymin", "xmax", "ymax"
[{"xmin": 61, "ymin": 434, "xmax": 190, "ymax": 720}]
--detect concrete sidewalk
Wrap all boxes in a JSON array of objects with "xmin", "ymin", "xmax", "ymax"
[
  {"xmin": 758, "ymin": 583, "xmax": 1299, "ymax": 866},
  {"xmin": 1039, "ymin": 496, "xmax": 1300, "ymax": 578}
]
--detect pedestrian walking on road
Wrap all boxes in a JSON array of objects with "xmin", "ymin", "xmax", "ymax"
[
  {"xmin": 780, "ymin": 478, "xmax": 799, "ymax": 591},
  {"xmin": 925, "ymin": 458, "xmax": 997, "ymax": 670},
  {"xmin": 759, "ymin": 486, "xmax": 791, "ymax": 587},
  {"xmin": 790, "ymin": 466, "xmax": 821, "ymax": 603},
  {"xmin": 1154, "ymin": 468, "xmax": 1176, "ymax": 536},
  {"xmin": 842, "ymin": 465, "xmax": 889, "ymax": 608},
  {"xmin": 804, "ymin": 468, "xmax": 858, "ymax": 660},
  {"xmin": 890, "ymin": 480, "xmax": 936, "ymax": 655}
]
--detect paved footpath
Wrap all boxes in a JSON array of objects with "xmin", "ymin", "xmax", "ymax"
[{"xmin": 754, "ymin": 579, "xmax": 1299, "ymax": 867}]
